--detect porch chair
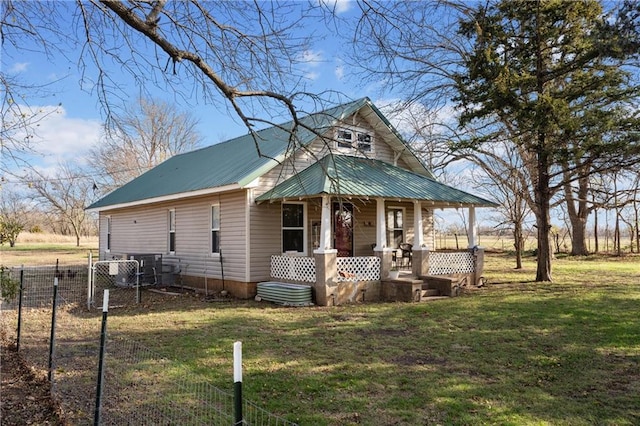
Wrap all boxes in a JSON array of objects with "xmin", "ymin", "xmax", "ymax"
[{"xmin": 399, "ymin": 243, "xmax": 412, "ymax": 269}]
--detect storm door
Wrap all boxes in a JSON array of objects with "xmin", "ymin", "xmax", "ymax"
[{"xmin": 333, "ymin": 202, "xmax": 354, "ymax": 257}]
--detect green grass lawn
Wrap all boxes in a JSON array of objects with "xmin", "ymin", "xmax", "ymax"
[{"xmin": 99, "ymin": 253, "xmax": 640, "ymax": 425}]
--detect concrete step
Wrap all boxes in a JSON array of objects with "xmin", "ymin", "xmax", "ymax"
[
  {"xmin": 421, "ymin": 288, "xmax": 440, "ymax": 298},
  {"xmin": 420, "ymin": 295, "xmax": 450, "ymax": 302}
]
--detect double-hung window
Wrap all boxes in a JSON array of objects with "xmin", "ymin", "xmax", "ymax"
[
  {"xmin": 387, "ymin": 207, "xmax": 404, "ymax": 248},
  {"xmin": 168, "ymin": 209, "xmax": 176, "ymax": 253},
  {"xmin": 211, "ymin": 205, "xmax": 220, "ymax": 254},
  {"xmin": 282, "ymin": 203, "xmax": 306, "ymax": 254},
  {"xmin": 335, "ymin": 128, "xmax": 373, "ymax": 154}
]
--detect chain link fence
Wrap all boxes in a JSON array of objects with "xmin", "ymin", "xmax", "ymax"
[
  {"xmin": 1, "ymin": 265, "xmax": 299, "ymax": 426},
  {"xmin": 90, "ymin": 260, "xmax": 141, "ymax": 309}
]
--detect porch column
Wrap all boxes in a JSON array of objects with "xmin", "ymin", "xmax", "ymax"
[
  {"xmin": 412, "ymin": 200, "xmax": 428, "ymax": 277},
  {"xmin": 413, "ymin": 200, "xmax": 424, "ymax": 248},
  {"xmin": 375, "ymin": 198, "xmax": 387, "ymax": 250},
  {"xmin": 468, "ymin": 206, "xmax": 478, "ymax": 248},
  {"xmin": 314, "ymin": 194, "xmax": 337, "ymax": 306},
  {"xmin": 317, "ymin": 194, "xmax": 332, "ymax": 252}
]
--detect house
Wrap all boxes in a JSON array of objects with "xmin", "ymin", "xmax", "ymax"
[{"xmin": 86, "ymin": 98, "xmax": 496, "ymax": 305}]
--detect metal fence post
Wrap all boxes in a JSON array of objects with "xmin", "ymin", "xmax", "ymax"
[
  {"xmin": 16, "ymin": 266, "xmax": 24, "ymax": 352},
  {"xmin": 88, "ymin": 251, "xmax": 93, "ymax": 310},
  {"xmin": 234, "ymin": 341, "xmax": 243, "ymax": 425},
  {"xmin": 94, "ymin": 289, "xmax": 110, "ymax": 426},
  {"xmin": 48, "ymin": 277, "xmax": 59, "ymax": 382},
  {"xmin": 136, "ymin": 265, "xmax": 140, "ymax": 304}
]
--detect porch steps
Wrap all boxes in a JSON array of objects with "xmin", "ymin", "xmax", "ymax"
[
  {"xmin": 256, "ymin": 282, "xmax": 313, "ymax": 306},
  {"xmin": 421, "ymin": 288, "xmax": 440, "ymax": 298}
]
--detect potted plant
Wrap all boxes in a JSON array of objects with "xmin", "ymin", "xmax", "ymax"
[{"xmin": 388, "ymin": 266, "xmax": 400, "ymax": 280}]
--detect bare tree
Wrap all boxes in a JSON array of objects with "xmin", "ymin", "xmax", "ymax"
[
  {"xmin": 348, "ymin": 0, "xmax": 640, "ymax": 282},
  {"xmin": 24, "ymin": 163, "xmax": 96, "ymax": 247},
  {"xmin": 2, "ymin": 0, "xmax": 347, "ymax": 164},
  {"xmin": 88, "ymin": 97, "xmax": 204, "ymax": 192}
]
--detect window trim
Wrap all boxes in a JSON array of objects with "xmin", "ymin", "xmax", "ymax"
[
  {"xmin": 282, "ymin": 202, "xmax": 307, "ymax": 255},
  {"xmin": 105, "ymin": 215, "xmax": 111, "ymax": 252},
  {"xmin": 211, "ymin": 204, "xmax": 220, "ymax": 256},
  {"xmin": 168, "ymin": 209, "xmax": 176, "ymax": 254},
  {"xmin": 335, "ymin": 127, "xmax": 374, "ymax": 155}
]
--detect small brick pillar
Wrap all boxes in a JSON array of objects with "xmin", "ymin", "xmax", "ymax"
[
  {"xmin": 314, "ymin": 249, "xmax": 337, "ymax": 306},
  {"xmin": 472, "ymin": 247, "xmax": 485, "ymax": 286},
  {"xmin": 412, "ymin": 247, "xmax": 430, "ymax": 277}
]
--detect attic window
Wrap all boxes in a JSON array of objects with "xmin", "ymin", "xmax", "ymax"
[{"xmin": 335, "ymin": 128, "xmax": 373, "ymax": 154}]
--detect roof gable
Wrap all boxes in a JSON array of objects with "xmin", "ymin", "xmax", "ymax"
[{"xmin": 87, "ymin": 98, "xmax": 433, "ymax": 210}]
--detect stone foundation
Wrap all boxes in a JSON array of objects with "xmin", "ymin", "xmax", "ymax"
[{"xmin": 176, "ymin": 275, "xmax": 257, "ymax": 299}]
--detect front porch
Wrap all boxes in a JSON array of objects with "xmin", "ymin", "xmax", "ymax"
[
  {"xmin": 255, "ymin": 155, "xmax": 495, "ymax": 306},
  {"xmin": 267, "ymin": 247, "xmax": 485, "ymax": 305}
]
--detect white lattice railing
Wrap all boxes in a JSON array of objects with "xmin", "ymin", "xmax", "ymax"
[
  {"xmin": 270, "ymin": 255, "xmax": 316, "ymax": 283},
  {"xmin": 428, "ymin": 251, "xmax": 475, "ymax": 275},
  {"xmin": 337, "ymin": 256, "xmax": 380, "ymax": 282}
]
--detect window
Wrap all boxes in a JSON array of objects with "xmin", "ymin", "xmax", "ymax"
[
  {"xmin": 106, "ymin": 216, "xmax": 111, "ymax": 252},
  {"xmin": 336, "ymin": 129, "xmax": 353, "ymax": 149},
  {"xmin": 387, "ymin": 208, "xmax": 404, "ymax": 248},
  {"xmin": 357, "ymin": 132, "xmax": 372, "ymax": 152},
  {"xmin": 335, "ymin": 128, "xmax": 373, "ymax": 154},
  {"xmin": 211, "ymin": 205, "xmax": 220, "ymax": 254},
  {"xmin": 168, "ymin": 209, "xmax": 176, "ymax": 253},
  {"xmin": 282, "ymin": 203, "xmax": 306, "ymax": 254}
]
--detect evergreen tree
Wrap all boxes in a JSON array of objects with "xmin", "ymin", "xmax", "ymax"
[{"xmin": 454, "ymin": 0, "xmax": 640, "ymax": 280}]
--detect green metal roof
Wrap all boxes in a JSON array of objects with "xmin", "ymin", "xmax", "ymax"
[
  {"xmin": 88, "ymin": 98, "xmax": 460, "ymax": 210},
  {"xmin": 87, "ymin": 98, "xmax": 377, "ymax": 210},
  {"xmin": 256, "ymin": 155, "xmax": 497, "ymax": 206}
]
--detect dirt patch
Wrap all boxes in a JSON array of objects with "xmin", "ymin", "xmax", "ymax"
[{"xmin": 1, "ymin": 336, "xmax": 64, "ymax": 425}]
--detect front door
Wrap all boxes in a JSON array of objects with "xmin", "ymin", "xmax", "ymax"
[{"xmin": 333, "ymin": 202, "xmax": 353, "ymax": 257}]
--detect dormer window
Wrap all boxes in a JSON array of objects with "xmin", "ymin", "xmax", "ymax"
[
  {"xmin": 335, "ymin": 128, "xmax": 373, "ymax": 154},
  {"xmin": 337, "ymin": 129, "xmax": 353, "ymax": 149}
]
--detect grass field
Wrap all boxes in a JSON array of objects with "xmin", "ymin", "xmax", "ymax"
[
  {"xmin": 108, "ymin": 254, "xmax": 640, "ymax": 424},
  {"xmin": 1, "ymin": 232, "xmax": 97, "ymax": 266},
  {"xmin": 2, "ymin": 243, "xmax": 640, "ymax": 425}
]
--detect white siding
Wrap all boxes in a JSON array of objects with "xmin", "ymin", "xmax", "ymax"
[
  {"xmin": 99, "ymin": 191, "xmax": 248, "ymax": 282},
  {"xmin": 248, "ymin": 200, "xmax": 282, "ymax": 282}
]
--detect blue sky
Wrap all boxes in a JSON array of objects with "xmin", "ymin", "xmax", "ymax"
[
  {"xmin": 1, "ymin": 0, "xmax": 495, "ymax": 230},
  {"xmin": 2, "ymin": 0, "xmax": 378, "ymax": 172}
]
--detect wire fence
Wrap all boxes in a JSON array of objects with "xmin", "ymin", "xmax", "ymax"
[{"xmin": 1, "ymin": 265, "xmax": 299, "ymax": 426}]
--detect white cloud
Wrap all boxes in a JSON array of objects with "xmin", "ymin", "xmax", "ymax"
[
  {"xmin": 9, "ymin": 62, "xmax": 29, "ymax": 73},
  {"xmin": 318, "ymin": 0, "xmax": 352, "ymax": 14},
  {"xmin": 334, "ymin": 64, "xmax": 344, "ymax": 80},
  {"xmin": 304, "ymin": 71, "xmax": 320, "ymax": 81},
  {"xmin": 11, "ymin": 105, "xmax": 102, "ymax": 166},
  {"xmin": 299, "ymin": 49, "xmax": 323, "ymax": 66}
]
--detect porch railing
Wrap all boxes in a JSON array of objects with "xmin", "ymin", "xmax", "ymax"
[
  {"xmin": 270, "ymin": 251, "xmax": 474, "ymax": 284},
  {"xmin": 427, "ymin": 251, "xmax": 475, "ymax": 275},
  {"xmin": 270, "ymin": 255, "xmax": 316, "ymax": 283},
  {"xmin": 336, "ymin": 256, "xmax": 380, "ymax": 282}
]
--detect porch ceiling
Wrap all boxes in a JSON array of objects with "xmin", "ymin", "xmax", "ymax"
[{"xmin": 256, "ymin": 155, "xmax": 497, "ymax": 207}]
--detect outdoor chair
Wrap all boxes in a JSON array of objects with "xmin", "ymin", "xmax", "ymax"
[{"xmin": 399, "ymin": 243, "xmax": 412, "ymax": 268}]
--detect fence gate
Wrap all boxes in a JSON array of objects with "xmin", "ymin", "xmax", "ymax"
[{"xmin": 89, "ymin": 260, "xmax": 140, "ymax": 309}]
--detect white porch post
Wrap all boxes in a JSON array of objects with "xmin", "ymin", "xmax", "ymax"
[
  {"xmin": 413, "ymin": 200, "xmax": 424, "ymax": 248},
  {"xmin": 468, "ymin": 206, "xmax": 478, "ymax": 248},
  {"xmin": 315, "ymin": 194, "xmax": 333, "ymax": 253},
  {"xmin": 375, "ymin": 198, "xmax": 387, "ymax": 250}
]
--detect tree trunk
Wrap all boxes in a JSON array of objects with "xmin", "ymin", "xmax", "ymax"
[
  {"xmin": 633, "ymin": 196, "xmax": 640, "ymax": 253},
  {"xmin": 513, "ymin": 220, "xmax": 524, "ymax": 269},
  {"xmin": 535, "ymin": 145, "xmax": 553, "ymax": 282},
  {"xmin": 594, "ymin": 207, "xmax": 599, "ymax": 253},
  {"xmin": 563, "ymin": 169, "xmax": 590, "ymax": 255}
]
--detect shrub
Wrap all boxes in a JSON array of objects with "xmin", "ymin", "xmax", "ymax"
[{"xmin": 0, "ymin": 266, "xmax": 20, "ymax": 301}]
